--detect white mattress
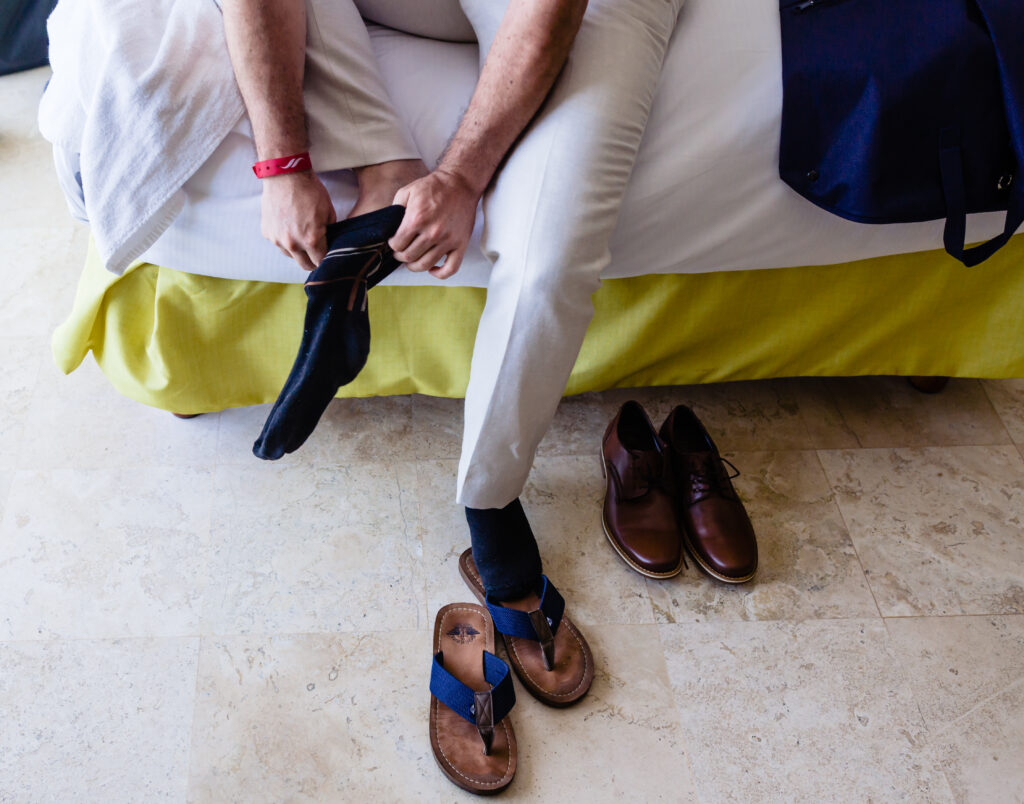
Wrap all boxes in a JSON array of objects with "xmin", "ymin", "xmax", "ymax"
[{"xmin": 141, "ymin": 0, "xmax": 1007, "ymax": 287}]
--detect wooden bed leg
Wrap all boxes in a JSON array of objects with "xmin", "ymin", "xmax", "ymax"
[
  {"xmin": 172, "ymin": 412, "xmax": 201, "ymax": 419},
  {"xmin": 907, "ymin": 376, "xmax": 950, "ymax": 394}
]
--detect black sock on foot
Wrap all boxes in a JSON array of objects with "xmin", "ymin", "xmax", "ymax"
[
  {"xmin": 253, "ymin": 205, "xmax": 405, "ymax": 460},
  {"xmin": 465, "ymin": 498, "xmax": 544, "ymax": 601}
]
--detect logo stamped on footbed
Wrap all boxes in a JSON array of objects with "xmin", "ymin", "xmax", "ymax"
[{"xmin": 446, "ymin": 624, "xmax": 480, "ymax": 644}]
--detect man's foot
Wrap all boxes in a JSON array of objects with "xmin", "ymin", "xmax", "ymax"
[
  {"xmin": 459, "ymin": 548, "xmax": 594, "ymax": 707},
  {"xmin": 348, "ymin": 158, "xmax": 428, "ymax": 218}
]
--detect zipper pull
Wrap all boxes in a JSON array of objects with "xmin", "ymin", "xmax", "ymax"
[{"xmin": 794, "ymin": 0, "xmax": 817, "ymax": 11}]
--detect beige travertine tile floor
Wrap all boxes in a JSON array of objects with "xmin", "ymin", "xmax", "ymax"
[{"xmin": 2, "ymin": 66, "xmax": 1024, "ymax": 803}]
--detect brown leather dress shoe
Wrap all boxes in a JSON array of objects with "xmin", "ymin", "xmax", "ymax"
[
  {"xmin": 659, "ymin": 405, "xmax": 758, "ymax": 583},
  {"xmin": 600, "ymin": 401, "xmax": 685, "ymax": 578}
]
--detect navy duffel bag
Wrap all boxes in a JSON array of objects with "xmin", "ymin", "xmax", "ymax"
[{"xmin": 779, "ymin": 0, "xmax": 1023, "ymax": 267}]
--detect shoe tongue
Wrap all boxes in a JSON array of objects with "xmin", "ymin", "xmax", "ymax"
[
  {"xmin": 628, "ymin": 447, "xmax": 661, "ymax": 467},
  {"xmin": 680, "ymin": 449, "xmax": 716, "ymax": 467},
  {"xmin": 621, "ymin": 448, "xmax": 662, "ymax": 499}
]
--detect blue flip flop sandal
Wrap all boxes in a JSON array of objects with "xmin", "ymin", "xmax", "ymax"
[{"xmin": 429, "ymin": 603, "xmax": 518, "ymax": 795}]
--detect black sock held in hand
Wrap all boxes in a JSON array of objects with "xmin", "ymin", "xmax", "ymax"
[{"xmin": 253, "ymin": 205, "xmax": 406, "ymax": 460}]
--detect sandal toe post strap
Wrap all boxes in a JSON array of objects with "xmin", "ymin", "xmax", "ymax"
[
  {"xmin": 527, "ymin": 610, "xmax": 557, "ymax": 671},
  {"xmin": 485, "ymin": 577, "xmax": 566, "ymax": 666},
  {"xmin": 473, "ymin": 688, "xmax": 495, "ymax": 755},
  {"xmin": 430, "ymin": 651, "xmax": 515, "ymax": 755}
]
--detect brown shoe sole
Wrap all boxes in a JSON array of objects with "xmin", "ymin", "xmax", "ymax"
[
  {"xmin": 430, "ymin": 603, "xmax": 517, "ymax": 796},
  {"xmin": 458, "ymin": 550, "xmax": 594, "ymax": 708},
  {"xmin": 598, "ymin": 448, "xmax": 685, "ymax": 580}
]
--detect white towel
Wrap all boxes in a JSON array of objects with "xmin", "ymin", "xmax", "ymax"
[{"xmin": 38, "ymin": 0, "xmax": 244, "ymax": 275}]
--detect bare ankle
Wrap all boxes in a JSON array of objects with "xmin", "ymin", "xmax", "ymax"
[{"xmin": 348, "ymin": 159, "xmax": 428, "ymax": 218}]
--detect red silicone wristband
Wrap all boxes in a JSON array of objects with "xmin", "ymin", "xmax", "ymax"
[{"xmin": 252, "ymin": 152, "xmax": 312, "ymax": 178}]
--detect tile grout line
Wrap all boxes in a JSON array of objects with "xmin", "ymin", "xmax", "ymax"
[
  {"xmin": 192, "ymin": 458, "xmax": 217, "ymax": 800},
  {"xmin": 202, "ymin": 440, "xmax": 1021, "ymax": 471},
  {"xmin": 879, "ymin": 611, "xmax": 1024, "ymax": 803},
  {"xmin": 653, "ymin": 615, "xmax": 939, "ymax": 803},
  {"xmin": 393, "ymin": 460, "xmax": 428, "ymax": 632},
  {"xmin": 812, "ymin": 448, "xmax": 886, "ymax": 621},
  {"xmin": 27, "ymin": 613, "xmax": 1024, "ymax": 647},
  {"xmin": 882, "ymin": 611, "xmax": 1024, "ymax": 620},
  {"xmin": 182, "ymin": 634, "xmax": 204, "ymax": 801},
  {"xmin": 651, "ymin": 620, "xmax": 706, "ymax": 804},
  {"xmin": 978, "ymin": 379, "xmax": 1017, "ymax": 447},
  {"xmin": 879, "ymin": 615, "xmax": 933, "ymax": 756},
  {"xmin": 12, "ymin": 609, "xmax": 1021, "ymax": 644},
  {"xmin": 922, "ymin": 676, "xmax": 1024, "ymax": 746},
  {"xmin": 4, "ymin": 611, "xmax": 955, "ymax": 643},
  {"xmin": 821, "ymin": 377, "xmax": 864, "ymax": 449},
  {"xmin": 5, "ymin": 336, "xmax": 48, "ymax": 472},
  {"xmin": 0, "ymin": 628, "xmax": 440, "ymax": 644}
]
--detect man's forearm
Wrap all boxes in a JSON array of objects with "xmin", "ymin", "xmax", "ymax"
[
  {"xmin": 222, "ymin": 0, "xmax": 308, "ymax": 160},
  {"xmin": 439, "ymin": 0, "xmax": 588, "ymax": 195},
  {"xmin": 223, "ymin": 0, "xmax": 336, "ymax": 271}
]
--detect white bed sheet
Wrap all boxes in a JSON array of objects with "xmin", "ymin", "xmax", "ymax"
[{"xmin": 141, "ymin": 0, "xmax": 1007, "ymax": 287}]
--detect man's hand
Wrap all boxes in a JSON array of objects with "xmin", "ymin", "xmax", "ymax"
[
  {"xmin": 389, "ymin": 169, "xmax": 478, "ymax": 280},
  {"xmin": 261, "ymin": 172, "xmax": 337, "ymax": 271},
  {"xmin": 387, "ymin": 0, "xmax": 585, "ymax": 280}
]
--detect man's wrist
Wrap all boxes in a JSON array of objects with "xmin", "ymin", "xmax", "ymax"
[
  {"xmin": 436, "ymin": 158, "xmax": 491, "ymax": 198},
  {"xmin": 262, "ymin": 170, "xmax": 323, "ymax": 195}
]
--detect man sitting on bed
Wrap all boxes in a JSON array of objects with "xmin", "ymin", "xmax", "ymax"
[{"xmin": 223, "ymin": 0, "xmax": 685, "ymax": 698}]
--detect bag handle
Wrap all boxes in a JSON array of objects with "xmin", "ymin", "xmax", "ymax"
[{"xmin": 939, "ymin": 127, "xmax": 1023, "ymax": 267}]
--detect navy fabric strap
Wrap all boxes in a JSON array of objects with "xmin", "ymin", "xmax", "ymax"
[
  {"xmin": 429, "ymin": 651, "xmax": 515, "ymax": 725},
  {"xmin": 484, "ymin": 575, "xmax": 565, "ymax": 641},
  {"xmin": 940, "ymin": 128, "xmax": 1024, "ymax": 268},
  {"xmin": 938, "ymin": 0, "xmax": 1024, "ymax": 268}
]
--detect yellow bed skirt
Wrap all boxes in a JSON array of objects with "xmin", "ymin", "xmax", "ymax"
[{"xmin": 52, "ymin": 236, "xmax": 1024, "ymax": 413}]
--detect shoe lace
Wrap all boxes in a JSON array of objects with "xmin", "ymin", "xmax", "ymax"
[
  {"xmin": 626, "ymin": 448, "xmax": 690, "ymax": 570},
  {"xmin": 686, "ymin": 453, "xmax": 740, "ymax": 503}
]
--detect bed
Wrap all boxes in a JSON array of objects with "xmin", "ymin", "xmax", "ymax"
[{"xmin": 51, "ymin": 0, "xmax": 1024, "ymax": 413}]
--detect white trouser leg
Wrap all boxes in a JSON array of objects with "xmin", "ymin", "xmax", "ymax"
[{"xmin": 456, "ymin": 0, "xmax": 686, "ymax": 509}]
